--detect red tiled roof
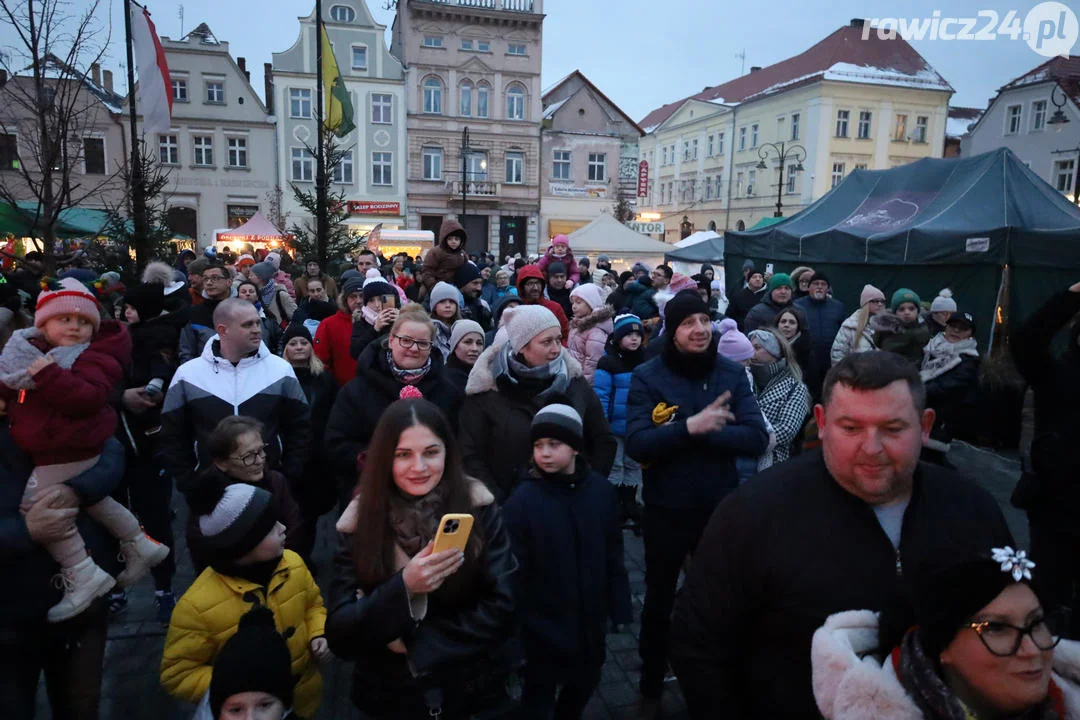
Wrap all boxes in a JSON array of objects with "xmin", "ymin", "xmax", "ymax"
[
  {"xmin": 998, "ymin": 55, "xmax": 1080, "ymax": 105},
  {"xmin": 638, "ymin": 22, "xmax": 951, "ymax": 131}
]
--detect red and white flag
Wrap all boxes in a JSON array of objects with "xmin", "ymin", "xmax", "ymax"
[{"xmin": 128, "ymin": 1, "xmax": 172, "ymax": 134}]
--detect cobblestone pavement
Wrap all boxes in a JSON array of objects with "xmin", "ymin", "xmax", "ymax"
[{"xmin": 41, "ymin": 440, "xmax": 1024, "ymax": 719}]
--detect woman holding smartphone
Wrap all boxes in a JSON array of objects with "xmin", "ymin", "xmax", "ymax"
[{"xmin": 325, "ymin": 398, "xmax": 518, "ymax": 719}]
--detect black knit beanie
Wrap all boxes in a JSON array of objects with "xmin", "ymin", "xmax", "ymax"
[
  {"xmin": 186, "ymin": 473, "xmax": 279, "ymax": 570},
  {"xmin": 281, "ymin": 323, "xmax": 312, "ymax": 347},
  {"xmin": 530, "ymin": 400, "xmax": 584, "ymax": 452},
  {"xmin": 664, "ymin": 289, "xmax": 710, "ymax": 333},
  {"xmin": 123, "ymin": 282, "xmax": 165, "ymax": 321},
  {"xmin": 209, "ymin": 605, "xmax": 294, "ymax": 717}
]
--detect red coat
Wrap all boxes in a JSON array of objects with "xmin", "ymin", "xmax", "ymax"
[
  {"xmin": 4, "ymin": 320, "xmax": 131, "ymax": 465},
  {"xmin": 313, "ymin": 309, "xmax": 356, "ymax": 387}
]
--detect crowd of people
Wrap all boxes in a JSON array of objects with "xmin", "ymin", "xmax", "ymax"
[{"xmin": 1, "ymin": 221, "xmax": 1078, "ymax": 720}]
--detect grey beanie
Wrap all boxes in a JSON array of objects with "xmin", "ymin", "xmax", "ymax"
[
  {"xmin": 530, "ymin": 402, "xmax": 584, "ymax": 452},
  {"xmin": 747, "ymin": 329, "xmax": 782, "ymax": 359},
  {"xmin": 449, "ymin": 319, "xmax": 484, "ymax": 352},
  {"xmin": 249, "ymin": 262, "xmax": 275, "ymax": 283},
  {"xmin": 503, "ymin": 304, "xmax": 561, "ymax": 353},
  {"xmin": 429, "ymin": 281, "xmax": 460, "ymax": 309},
  {"xmin": 930, "ymin": 289, "xmax": 957, "ymax": 313}
]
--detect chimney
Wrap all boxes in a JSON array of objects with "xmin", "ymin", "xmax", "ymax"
[
  {"xmin": 850, "ymin": 18, "xmax": 865, "ymax": 28},
  {"xmin": 239, "ymin": 57, "xmax": 250, "ymax": 81},
  {"xmin": 750, "ymin": 66, "xmax": 762, "ymax": 73},
  {"xmin": 91, "ymin": 62, "xmax": 101, "ymax": 86},
  {"xmin": 103, "ymin": 69, "xmax": 113, "ymax": 93},
  {"xmin": 264, "ymin": 62, "xmax": 274, "ymax": 114}
]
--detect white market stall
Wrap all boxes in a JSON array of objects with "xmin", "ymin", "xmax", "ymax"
[
  {"xmin": 670, "ymin": 230, "xmax": 723, "ymax": 277},
  {"xmin": 566, "ymin": 214, "xmax": 676, "ymax": 272},
  {"xmin": 214, "ymin": 211, "xmax": 290, "ymax": 253}
]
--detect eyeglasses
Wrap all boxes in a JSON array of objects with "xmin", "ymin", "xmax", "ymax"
[
  {"xmin": 868, "ymin": 299, "xmax": 886, "ymax": 305},
  {"xmin": 393, "ymin": 334, "xmax": 433, "ymax": 352},
  {"xmin": 231, "ymin": 444, "xmax": 269, "ymax": 467},
  {"xmin": 203, "ymin": 275, "xmax": 227, "ymax": 283},
  {"xmin": 966, "ymin": 609, "xmax": 1067, "ymax": 657}
]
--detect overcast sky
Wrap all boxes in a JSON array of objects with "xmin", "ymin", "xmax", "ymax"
[{"xmin": 3, "ymin": 0, "xmax": 1077, "ymax": 120}]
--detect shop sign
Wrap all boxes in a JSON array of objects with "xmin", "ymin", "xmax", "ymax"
[
  {"xmin": 637, "ymin": 161, "xmax": 649, "ymax": 197},
  {"xmin": 627, "ymin": 221, "xmax": 665, "ymax": 234},
  {"xmin": 347, "ymin": 200, "xmax": 401, "ymax": 215},
  {"xmin": 549, "ymin": 183, "xmax": 607, "ymax": 198}
]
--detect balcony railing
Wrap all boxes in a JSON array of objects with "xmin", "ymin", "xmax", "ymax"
[
  {"xmin": 422, "ymin": 0, "xmax": 536, "ymax": 12},
  {"xmin": 449, "ymin": 180, "xmax": 500, "ymax": 196}
]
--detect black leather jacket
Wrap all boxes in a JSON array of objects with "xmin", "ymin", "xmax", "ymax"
[{"xmin": 324, "ymin": 499, "xmax": 518, "ymax": 715}]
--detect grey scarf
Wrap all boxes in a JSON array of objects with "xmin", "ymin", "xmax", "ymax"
[
  {"xmin": 0, "ymin": 327, "xmax": 88, "ymax": 390},
  {"xmin": 494, "ymin": 343, "xmax": 571, "ymax": 398},
  {"xmin": 920, "ymin": 333, "xmax": 978, "ymax": 382}
]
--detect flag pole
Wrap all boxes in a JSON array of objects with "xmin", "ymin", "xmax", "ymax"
[
  {"xmin": 314, "ymin": 0, "xmax": 329, "ymax": 269},
  {"xmin": 124, "ymin": 0, "xmax": 150, "ymax": 272}
]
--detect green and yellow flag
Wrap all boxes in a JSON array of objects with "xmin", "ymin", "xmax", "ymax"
[{"xmin": 320, "ymin": 25, "xmax": 355, "ymax": 137}]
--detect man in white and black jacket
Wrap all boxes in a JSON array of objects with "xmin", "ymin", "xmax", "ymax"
[
  {"xmin": 669, "ymin": 351, "xmax": 1014, "ymax": 718},
  {"xmin": 160, "ymin": 299, "xmax": 311, "ymax": 497}
]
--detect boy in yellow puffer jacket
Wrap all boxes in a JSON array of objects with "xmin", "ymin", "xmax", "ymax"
[{"xmin": 160, "ymin": 478, "xmax": 329, "ymax": 719}]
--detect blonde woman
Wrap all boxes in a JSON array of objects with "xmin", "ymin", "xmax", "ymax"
[
  {"xmin": 747, "ymin": 327, "xmax": 811, "ymax": 465},
  {"xmin": 830, "ymin": 284, "xmax": 885, "ymax": 366}
]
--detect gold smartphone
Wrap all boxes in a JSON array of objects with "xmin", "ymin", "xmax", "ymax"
[{"xmin": 432, "ymin": 513, "xmax": 474, "ymax": 554}]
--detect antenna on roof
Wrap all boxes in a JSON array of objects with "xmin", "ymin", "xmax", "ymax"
[
  {"xmin": 178, "ymin": 5, "xmax": 184, "ymax": 37},
  {"xmin": 735, "ymin": 49, "xmax": 746, "ymax": 75}
]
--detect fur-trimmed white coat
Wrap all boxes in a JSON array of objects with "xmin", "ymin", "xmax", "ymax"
[{"xmin": 812, "ymin": 610, "xmax": 1080, "ymax": 719}]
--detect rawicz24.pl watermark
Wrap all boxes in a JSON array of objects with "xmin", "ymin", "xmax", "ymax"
[{"xmin": 862, "ymin": 2, "xmax": 1079, "ymax": 58}]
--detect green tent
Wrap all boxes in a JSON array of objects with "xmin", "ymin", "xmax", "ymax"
[
  {"xmin": 0, "ymin": 202, "xmax": 116, "ymax": 239},
  {"xmin": 723, "ymin": 148, "xmax": 1080, "ymax": 347},
  {"xmin": 749, "ymin": 216, "xmax": 786, "ymax": 230}
]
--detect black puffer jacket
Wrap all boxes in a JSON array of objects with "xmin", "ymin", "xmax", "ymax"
[
  {"xmin": 457, "ymin": 344, "xmax": 616, "ymax": 502},
  {"xmin": 323, "ymin": 339, "xmax": 463, "ymax": 482},
  {"xmin": 1011, "ymin": 289, "xmax": 1080, "ymax": 534},
  {"xmin": 325, "ymin": 484, "xmax": 518, "ymax": 716},
  {"xmin": 122, "ymin": 308, "xmax": 186, "ymax": 455},
  {"xmin": 292, "ymin": 366, "xmax": 338, "ymax": 514},
  {"xmin": 670, "ymin": 450, "xmax": 1013, "ymax": 718}
]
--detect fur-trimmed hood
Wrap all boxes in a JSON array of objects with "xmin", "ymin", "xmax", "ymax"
[
  {"xmin": 141, "ymin": 260, "xmax": 176, "ymax": 286},
  {"xmin": 570, "ymin": 304, "xmax": 614, "ymax": 333},
  {"xmin": 812, "ymin": 610, "xmax": 1080, "ymax": 719},
  {"xmin": 465, "ymin": 342, "xmax": 583, "ymax": 395}
]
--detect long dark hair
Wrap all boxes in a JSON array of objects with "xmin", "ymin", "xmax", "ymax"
[{"xmin": 351, "ymin": 399, "xmax": 483, "ymax": 592}]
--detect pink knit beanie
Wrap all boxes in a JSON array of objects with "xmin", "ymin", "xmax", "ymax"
[
  {"xmin": 35, "ymin": 277, "xmax": 102, "ymax": 333},
  {"xmin": 859, "ymin": 284, "xmax": 886, "ymax": 307},
  {"xmin": 717, "ymin": 318, "xmax": 753, "ymax": 362}
]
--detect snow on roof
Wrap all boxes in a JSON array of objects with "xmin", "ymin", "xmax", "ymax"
[
  {"xmin": 822, "ymin": 62, "xmax": 952, "ymax": 91},
  {"xmin": 946, "ymin": 116, "xmax": 974, "ymax": 138},
  {"xmin": 542, "ymin": 97, "xmax": 567, "ymax": 119}
]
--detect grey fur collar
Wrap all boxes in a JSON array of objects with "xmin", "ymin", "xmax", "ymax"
[
  {"xmin": 465, "ymin": 342, "xmax": 583, "ymax": 395},
  {"xmin": 0, "ymin": 327, "xmax": 87, "ymax": 390}
]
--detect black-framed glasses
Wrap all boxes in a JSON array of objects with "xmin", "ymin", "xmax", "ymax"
[
  {"xmin": 393, "ymin": 334, "xmax": 432, "ymax": 352},
  {"xmin": 202, "ymin": 275, "xmax": 227, "ymax": 283},
  {"xmin": 232, "ymin": 444, "xmax": 269, "ymax": 467},
  {"xmin": 966, "ymin": 609, "xmax": 1068, "ymax": 656}
]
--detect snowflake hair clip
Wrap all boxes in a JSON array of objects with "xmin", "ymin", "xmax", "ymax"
[{"xmin": 991, "ymin": 546, "xmax": 1035, "ymax": 582}]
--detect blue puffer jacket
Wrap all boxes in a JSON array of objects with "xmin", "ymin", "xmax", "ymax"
[
  {"xmin": 594, "ymin": 342, "xmax": 645, "ymax": 436},
  {"xmin": 626, "ymin": 344, "xmax": 769, "ymax": 510}
]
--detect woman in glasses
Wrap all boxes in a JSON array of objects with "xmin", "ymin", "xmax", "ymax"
[
  {"xmin": 324, "ymin": 304, "xmax": 463, "ymax": 507},
  {"xmin": 812, "ymin": 547, "xmax": 1080, "ymax": 719},
  {"xmin": 188, "ymin": 415, "xmax": 304, "ymax": 569},
  {"xmin": 830, "ymin": 284, "xmax": 886, "ymax": 366}
]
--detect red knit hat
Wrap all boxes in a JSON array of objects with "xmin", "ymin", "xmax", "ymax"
[{"xmin": 35, "ymin": 277, "xmax": 102, "ymax": 333}]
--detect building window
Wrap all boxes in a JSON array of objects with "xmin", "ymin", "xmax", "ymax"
[
  {"xmin": 461, "ymin": 39, "xmax": 473, "ymax": 50},
  {"xmin": 735, "ymin": 171, "xmax": 743, "ymax": 196},
  {"xmin": 290, "ymin": 88, "xmax": 312, "ymax": 118},
  {"xmin": 707, "ymin": 134, "xmax": 714, "ymax": 156},
  {"xmin": 858, "ymin": 111, "xmax": 872, "ymax": 139},
  {"xmin": 750, "ymin": 123, "xmax": 759, "ymax": 148},
  {"xmin": 1006, "ymin": 105, "xmax": 1022, "ymax": 134},
  {"xmin": 466, "ymin": 152, "xmax": 487, "ymax": 181},
  {"xmin": 714, "ymin": 175, "xmax": 722, "ymax": 199},
  {"xmin": 206, "ymin": 80, "xmax": 224, "ymax": 104},
  {"xmin": 836, "ymin": 109, "xmax": 849, "ymax": 138},
  {"xmin": 1054, "ymin": 159, "xmax": 1075, "ymax": 193},
  {"xmin": 894, "ymin": 114, "xmax": 908, "ymax": 141},
  {"xmin": 423, "ymin": 35, "xmax": 443, "ymax": 48},
  {"xmin": 1032, "ymin": 100, "xmax": 1047, "ymax": 131},
  {"xmin": 372, "ymin": 151, "xmax": 392, "ymax": 185},
  {"xmin": 459, "ymin": 82, "xmax": 472, "ymax": 117},
  {"xmin": 854, "ymin": 163, "xmax": 869, "ymax": 170},
  {"xmin": 171, "ymin": 78, "xmax": 188, "ymax": 102},
  {"xmin": 476, "ymin": 83, "xmax": 489, "ymax": 118},
  {"xmin": 423, "ymin": 77, "xmax": 443, "ymax": 114},
  {"xmin": 683, "ymin": 141, "xmax": 690, "ymax": 161},
  {"xmin": 333, "ymin": 152, "xmax": 353, "ymax": 184},
  {"xmin": 83, "ymin": 138, "xmax": 105, "ymax": 174},
  {"xmin": 351, "ymin": 46, "xmax": 367, "ymax": 70},
  {"xmin": 738, "ymin": 127, "xmax": 746, "ymax": 151},
  {"xmin": 787, "ymin": 165, "xmax": 797, "ymax": 193},
  {"xmin": 371, "ymin": 93, "xmax": 392, "ymax": 123},
  {"xmin": 692, "ymin": 138, "xmax": 698, "ymax": 160},
  {"xmin": 552, "ymin": 149, "xmax": 570, "ymax": 180},
  {"xmin": 477, "ymin": 40, "xmax": 490, "ymax": 52},
  {"xmin": 507, "ymin": 43, "xmax": 526, "ymax": 55},
  {"xmin": 587, "ymin": 153, "xmax": 606, "ymax": 182},
  {"xmin": 914, "ymin": 116, "xmax": 929, "ymax": 143},
  {"xmin": 791, "ymin": 112, "xmax": 800, "ymax": 140},
  {"xmin": 661, "ymin": 146, "xmax": 668, "ymax": 165},
  {"xmin": 291, "ymin": 147, "xmax": 313, "ymax": 181},
  {"xmin": 505, "ymin": 151, "xmax": 523, "ymax": 184},
  {"xmin": 461, "ymin": 38, "xmax": 489, "ymax": 51},
  {"xmin": 226, "ymin": 137, "xmax": 247, "ymax": 168},
  {"xmin": 422, "ymin": 147, "xmax": 442, "ymax": 180},
  {"xmin": 717, "ymin": 132, "xmax": 724, "ymax": 155},
  {"xmin": 747, "ymin": 169, "xmax": 756, "ymax": 194},
  {"xmin": 506, "ymin": 85, "xmax": 525, "ymax": 120},
  {"xmin": 159, "ymin": 134, "xmax": 178, "ymax": 165},
  {"xmin": 193, "ymin": 135, "xmax": 213, "ymax": 166},
  {"xmin": 330, "ymin": 5, "xmax": 355, "ymax": 21},
  {"xmin": 831, "ymin": 162, "xmax": 845, "ymax": 188}
]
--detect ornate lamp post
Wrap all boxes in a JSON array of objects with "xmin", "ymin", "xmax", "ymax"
[
  {"xmin": 1047, "ymin": 85, "xmax": 1071, "ymax": 131},
  {"xmin": 755, "ymin": 141, "xmax": 806, "ymax": 217},
  {"xmin": 460, "ymin": 127, "xmax": 486, "ymax": 231}
]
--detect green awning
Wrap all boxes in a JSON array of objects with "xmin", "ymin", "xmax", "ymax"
[
  {"xmin": 15, "ymin": 202, "xmax": 114, "ymax": 236},
  {"xmin": 750, "ymin": 215, "xmax": 786, "ymax": 229},
  {"xmin": 0, "ymin": 202, "xmax": 34, "ymax": 236}
]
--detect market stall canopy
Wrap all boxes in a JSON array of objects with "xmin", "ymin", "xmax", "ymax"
[
  {"xmin": 215, "ymin": 211, "xmax": 287, "ymax": 245},
  {"xmin": 724, "ymin": 147, "xmax": 1080, "ymax": 345},
  {"xmin": 0, "ymin": 202, "xmax": 115, "ymax": 238},
  {"xmin": 674, "ymin": 229, "xmax": 722, "ymax": 248},
  {"xmin": 665, "ymin": 233, "xmax": 726, "ymax": 263},
  {"xmin": 568, "ymin": 213, "xmax": 676, "ymax": 269},
  {"xmin": 749, "ymin": 216, "xmax": 786, "ymax": 230}
]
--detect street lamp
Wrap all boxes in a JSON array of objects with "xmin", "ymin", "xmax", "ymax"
[
  {"xmin": 1048, "ymin": 85, "xmax": 1070, "ymax": 131},
  {"xmin": 755, "ymin": 141, "xmax": 806, "ymax": 217},
  {"xmin": 460, "ymin": 127, "xmax": 486, "ymax": 235}
]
